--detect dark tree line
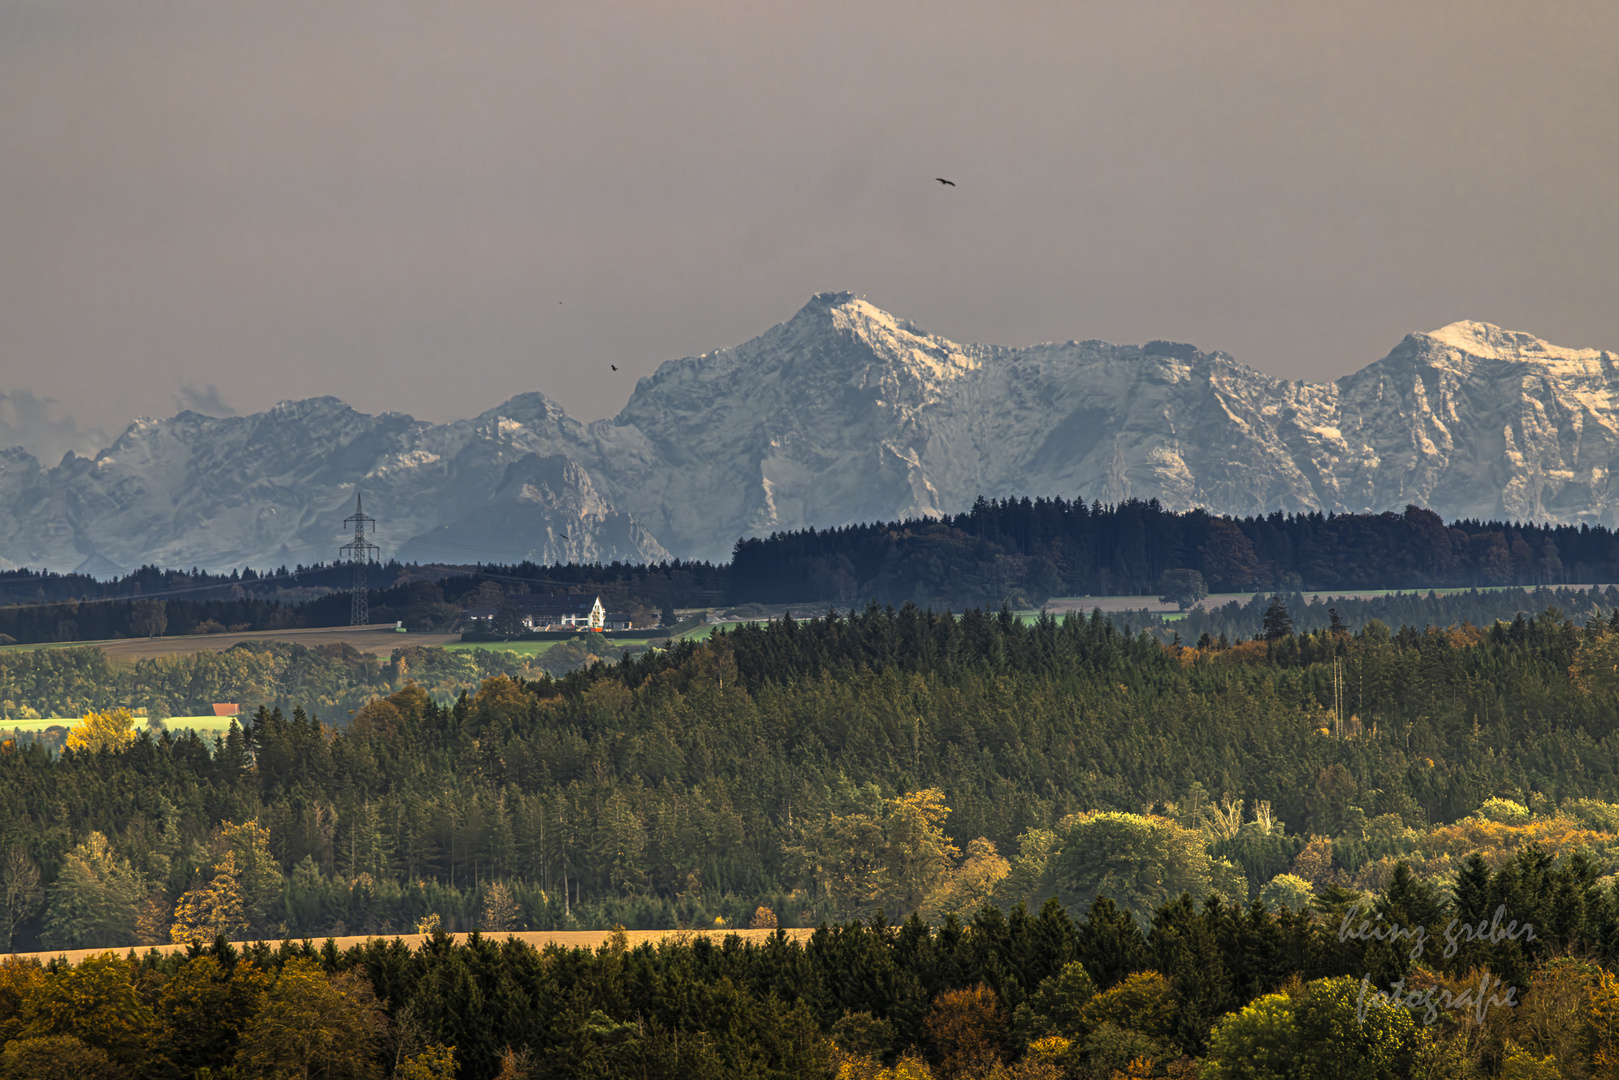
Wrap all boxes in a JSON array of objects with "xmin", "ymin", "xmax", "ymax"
[
  {"xmin": 0, "ymin": 559, "xmax": 723, "ymax": 645},
  {"xmin": 729, "ymin": 499, "xmax": 1615, "ymax": 607},
  {"xmin": 1153, "ymin": 584, "xmax": 1619, "ymax": 644}
]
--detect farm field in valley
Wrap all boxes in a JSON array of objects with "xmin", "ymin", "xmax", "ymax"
[
  {"xmin": 0, "ymin": 624, "xmax": 462, "ymax": 662},
  {"xmin": 2, "ymin": 714, "xmax": 238, "ymax": 735},
  {"xmin": 5, "ymin": 926, "xmax": 814, "ymax": 967},
  {"xmin": 443, "ymin": 632, "xmax": 670, "ymax": 658}
]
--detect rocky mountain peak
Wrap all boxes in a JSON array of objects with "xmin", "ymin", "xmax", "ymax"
[
  {"xmin": 477, "ymin": 391, "xmax": 579, "ymax": 428},
  {"xmin": 785, "ymin": 291, "xmax": 978, "ymax": 378},
  {"xmin": 1421, "ymin": 320, "xmax": 1608, "ymax": 364}
]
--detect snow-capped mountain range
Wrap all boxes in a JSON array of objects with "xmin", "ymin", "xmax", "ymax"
[{"xmin": 3, "ymin": 292, "xmax": 1617, "ymax": 574}]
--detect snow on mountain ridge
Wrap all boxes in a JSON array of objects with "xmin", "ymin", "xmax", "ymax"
[
  {"xmin": 2, "ymin": 293, "xmax": 1616, "ymax": 571},
  {"xmin": 1422, "ymin": 320, "xmax": 1610, "ymax": 364}
]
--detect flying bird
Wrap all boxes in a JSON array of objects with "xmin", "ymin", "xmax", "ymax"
[
  {"xmin": 935, "ymin": 177, "xmax": 955, "ymax": 186},
  {"xmin": 610, "ymin": 364, "xmax": 618, "ymax": 371}
]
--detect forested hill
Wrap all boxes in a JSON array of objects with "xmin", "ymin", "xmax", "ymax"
[
  {"xmin": 729, "ymin": 498, "xmax": 1613, "ymax": 606},
  {"xmin": 17, "ymin": 607, "xmax": 1619, "ymax": 1074},
  {"xmin": 12, "ymin": 601, "xmax": 1619, "ymax": 955},
  {"xmin": 4, "ymin": 585, "xmax": 1615, "ymax": 724}
]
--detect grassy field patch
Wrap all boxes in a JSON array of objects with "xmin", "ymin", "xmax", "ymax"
[
  {"xmin": 442, "ymin": 639, "xmax": 561, "ymax": 657},
  {"xmin": 444, "ymin": 634, "xmax": 666, "ymax": 658},
  {"xmin": 677, "ymin": 622, "xmax": 753, "ymax": 641},
  {"xmin": 2, "ymin": 713, "xmax": 238, "ymax": 736},
  {"xmin": 0, "ymin": 638, "xmax": 116, "ymax": 655}
]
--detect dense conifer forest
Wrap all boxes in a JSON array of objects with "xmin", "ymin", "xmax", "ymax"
[
  {"xmin": 10, "ymin": 604, "xmax": 1619, "ymax": 1074},
  {"xmin": 0, "ymin": 641, "xmax": 546, "ymax": 725},
  {"xmin": 729, "ymin": 499, "xmax": 1619, "ymax": 607},
  {"xmin": 1145, "ymin": 584, "xmax": 1619, "ymax": 643}
]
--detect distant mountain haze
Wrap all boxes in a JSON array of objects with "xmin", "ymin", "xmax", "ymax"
[{"xmin": 1, "ymin": 293, "xmax": 1615, "ymax": 574}]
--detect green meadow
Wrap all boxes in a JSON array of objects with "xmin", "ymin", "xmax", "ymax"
[{"xmin": 3, "ymin": 713, "xmax": 239, "ymax": 736}]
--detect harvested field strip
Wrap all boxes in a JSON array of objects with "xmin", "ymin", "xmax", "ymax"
[{"xmin": 6, "ymin": 926, "xmax": 816, "ymax": 966}]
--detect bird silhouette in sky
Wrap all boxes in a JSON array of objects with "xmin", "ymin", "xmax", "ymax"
[
  {"xmin": 610, "ymin": 364, "xmax": 618, "ymax": 371},
  {"xmin": 935, "ymin": 178, "xmax": 956, "ymax": 186}
]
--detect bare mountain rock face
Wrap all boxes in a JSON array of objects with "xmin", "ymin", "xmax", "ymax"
[
  {"xmin": 397, "ymin": 453, "xmax": 670, "ymax": 568},
  {"xmin": 0, "ymin": 294, "xmax": 1614, "ymax": 572}
]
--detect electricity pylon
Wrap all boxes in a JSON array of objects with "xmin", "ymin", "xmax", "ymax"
[{"xmin": 339, "ymin": 493, "xmax": 378, "ymax": 626}]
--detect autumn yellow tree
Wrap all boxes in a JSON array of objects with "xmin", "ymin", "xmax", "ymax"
[
  {"xmin": 923, "ymin": 837, "xmax": 1011, "ymax": 920},
  {"xmin": 1080, "ymin": 972, "xmax": 1179, "ymax": 1042},
  {"xmin": 20, "ymin": 955, "xmax": 154, "ymax": 1067},
  {"xmin": 1589, "ymin": 968, "xmax": 1619, "ymax": 1072},
  {"xmin": 877, "ymin": 789, "xmax": 960, "ymax": 914},
  {"xmin": 397, "ymin": 1043, "xmax": 459, "ymax": 1079},
  {"xmin": 1504, "ymin": 958, "xmax": 1600, "ymax": 1072},
  {"xmin": 135, "ymin": 890, "xmax": 173, "ymax": 946},
  {"xmin": 233, "ymin": 958, "xmax": 386, "ymax": 1079},
  {"xmin": 170, "ymin": 851, "xmax": 249, "ymax": 946},
  {"xmin": 65, "ymin": 708, "xmax": 135, "ymax": 754},
  {"xmin": 0, "ymin": 1035, "xmax": 122, "ymax": 1080},
  {"xmin": 0, "ymin": 958, "xmax": 46, "ymax": 1045},
  {"xmin": 796, "ymin": 788, "xmax": 971, "ymax": 917},
  {"xmin": 481, "ymin": 881, "xmax": 520, "ymax": 933},
  {"xmin": 835, "ymin": 1051, "xmax": 936, "ymax": 1080},
  {"xmin": 214, "ymin": 820, "xmax": 284, "ymax": 933},
  {"xmin": 792, "ymin": 809, "xmax": 887, "ymax": 918}
]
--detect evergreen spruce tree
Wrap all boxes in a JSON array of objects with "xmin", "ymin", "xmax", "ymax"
[
  {"xmin": 1262, "ymin": 595, "xmax": 1294, "ymax": 640},
  {"xmin": 1076, "ymin": 896, "xmax": 1147, "ymax": 990}
]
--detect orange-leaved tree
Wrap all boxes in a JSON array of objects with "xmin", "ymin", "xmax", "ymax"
[{"xmin": 924, "ymin": 984, "xmax": 1008, "ymax": 1080}]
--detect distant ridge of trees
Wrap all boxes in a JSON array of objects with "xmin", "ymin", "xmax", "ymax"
[
  {"xmin": 0, "ymin": 559, "xmax": 723, "ymax": 646},
  {"xmin": 2, "ymin": 498, "xmax": 1616, "ymax": 643},
  {"xmin": 729, "ymin": 498, "xmax": 1612, "ymax": 606},
  {"xmin": 0, "ymin": 556, "xmax": 723, "ymax": 609}
]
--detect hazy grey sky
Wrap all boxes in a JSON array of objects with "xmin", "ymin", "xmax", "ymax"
[{"xmin": 2, "ymin": 0, "xmax": 1615, "ymax": 462}]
